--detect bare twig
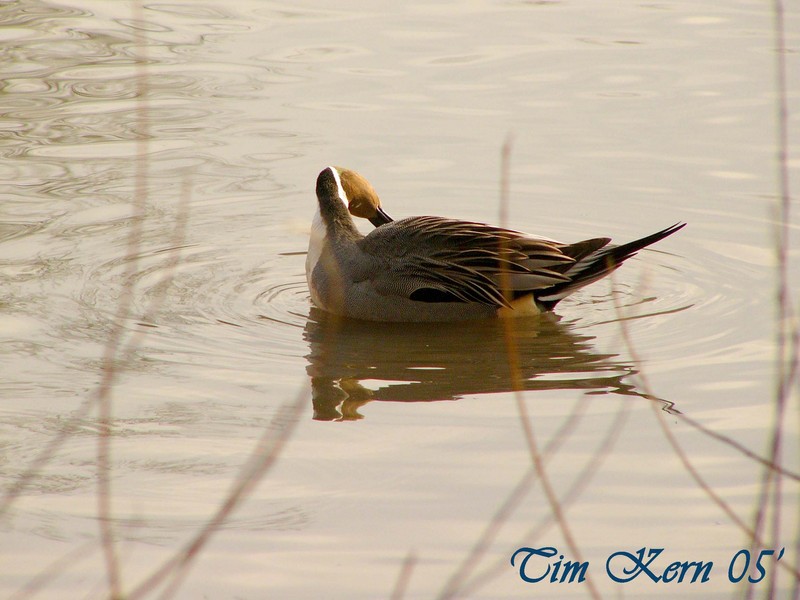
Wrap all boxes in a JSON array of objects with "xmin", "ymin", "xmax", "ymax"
[
  {"xmin": 7, "ymin": 540, "xmax": 97, "ymax": 600},
  {"xmin": 1, "ymin": 10, "xmax": 194, "ymax": 600},
  {"xmin": 95, "ymin": 3, "xmax": 152, "ymax": 595},
  {"xmin": 611, "ymin": 280, "xmax": 800, "ymax": 583},
  {"xmin": 124, "ymin": 386, "xmax": 307, "ymax": 600},
  {"xmin": 437, "ymin": 395, "xmax": 591, "ymax": 599},
  {"xmin": 0, "ymin": 185, "xmax": 190, "ymax": 524},
  {"xmin": 390, "ymin": 551, "xmax": 418, "ymax": 600},
  {"xmin": 674, "ymin": 412, "xmax": 799, "ymax": 483},
  {"xmin": 747, "ymin": 0, "xmax": 797, "ymax": 597},
  {"xmin": 495, "ymin": 136, "xmax": 602, "ymax": 600},
  {"xmin": 0, "ymin": 401, "xmax": 91, "ymax": 517},
  {"xmin": 458, "ymin": 391, "xmax": 632, "ymax": 597}
]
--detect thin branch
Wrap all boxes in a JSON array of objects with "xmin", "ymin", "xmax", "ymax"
[
  {"xmin": 496, "ymin": 136, "xmax": 602, "ymax": 600},
  {"xmin": 8, "ymin": 541, "xmax": 97, "ymax": 600},
  {"xmin": 458, "ymin": 391, "xmax": 632, "ymax": 597},
  {"xmin": 95, "ymin": 3, "xmax": 152, "ymax": 594},
  {"xmin": 747, "ymin": 0, "xmax": 796, "ymax": 596},
  {"xmin": 612, "ymin": 280, "xmax": 800, "ymax": 583},
  {"xmin": 0, "ymin": 181, "xmax": 190, "ymax": 523},
  {"xmin": 674, "ymin": 412, "xmax": 799, "ymax": 483},
  {"xmin": 125, "ymin": 386, "xmax": 307, "ymax": 600},
  {"xmin": 437, "ymin": 395, "xmax": 590, "ymax": 599},
  {"xmin": 390, "ymin": 551, "xmax": 418, "ymax": 600}
]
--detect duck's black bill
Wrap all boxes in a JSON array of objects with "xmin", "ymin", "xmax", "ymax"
[{"xmin": 368, "ymin": 206, "xmax": 394, "ymax": 227}]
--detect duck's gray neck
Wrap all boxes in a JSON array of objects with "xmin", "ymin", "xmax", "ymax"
[
  {"xmin": 316, "ymin": 167, "xmax": 361, "ymax": 242},
  {"xmin": 318, "ymin": 198, "xmax": 360, "ymax": 241}
]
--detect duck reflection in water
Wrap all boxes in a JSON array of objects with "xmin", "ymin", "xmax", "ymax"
[{"xmin": 304, "ymin": 307, "xmax": 677, "ymax": 421}]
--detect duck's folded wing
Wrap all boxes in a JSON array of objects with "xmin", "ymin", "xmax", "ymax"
[{"xmin": 358, "ymin": 216, "xmax": 575, "ymax": 307}]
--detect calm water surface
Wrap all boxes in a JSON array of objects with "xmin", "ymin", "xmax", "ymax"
[{"xmin": 1, "ymin": 0, "xmax": 799, "ymax": 598}]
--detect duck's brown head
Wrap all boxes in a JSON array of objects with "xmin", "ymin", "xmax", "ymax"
[{"xmin": 335, "ymin": 167, "xmax": 393, "ymax": 227}]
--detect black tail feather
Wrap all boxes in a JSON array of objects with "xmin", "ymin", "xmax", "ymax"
[{"xmin": 536, "ymin": 222, "xmax": 686, "ymax": 310}]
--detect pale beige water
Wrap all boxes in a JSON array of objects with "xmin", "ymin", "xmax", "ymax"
[{"xmin": 1, "ymin": 0, "xmax": 799, "ymax": 598}]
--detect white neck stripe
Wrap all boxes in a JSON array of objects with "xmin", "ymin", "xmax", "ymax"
[{"xmin": 326, "ymin": 166, "xmax": 348, "ymax": 207}]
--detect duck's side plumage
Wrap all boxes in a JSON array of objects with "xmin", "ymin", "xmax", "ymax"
[
  {"xmin": 355, "ymin": 217, "xmax": 685, "ymax": 314},
  {"xmin": 359, "ymin": 216, "xmax": 581, "ymax": 307}
]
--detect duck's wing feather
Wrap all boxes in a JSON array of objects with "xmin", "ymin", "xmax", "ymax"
[{"xmin": 358, "ymin": 216, "xmax": 588, "ymax": 307}]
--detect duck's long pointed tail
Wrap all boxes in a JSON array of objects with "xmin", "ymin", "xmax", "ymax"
[{"xmin": 536, "ymin": 222, "xmax": 686, "ymax": 310}]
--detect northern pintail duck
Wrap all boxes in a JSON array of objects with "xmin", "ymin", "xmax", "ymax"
[{"xmin": 307, "ymin": 166, "xmax": 684, "ymax": 322}]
